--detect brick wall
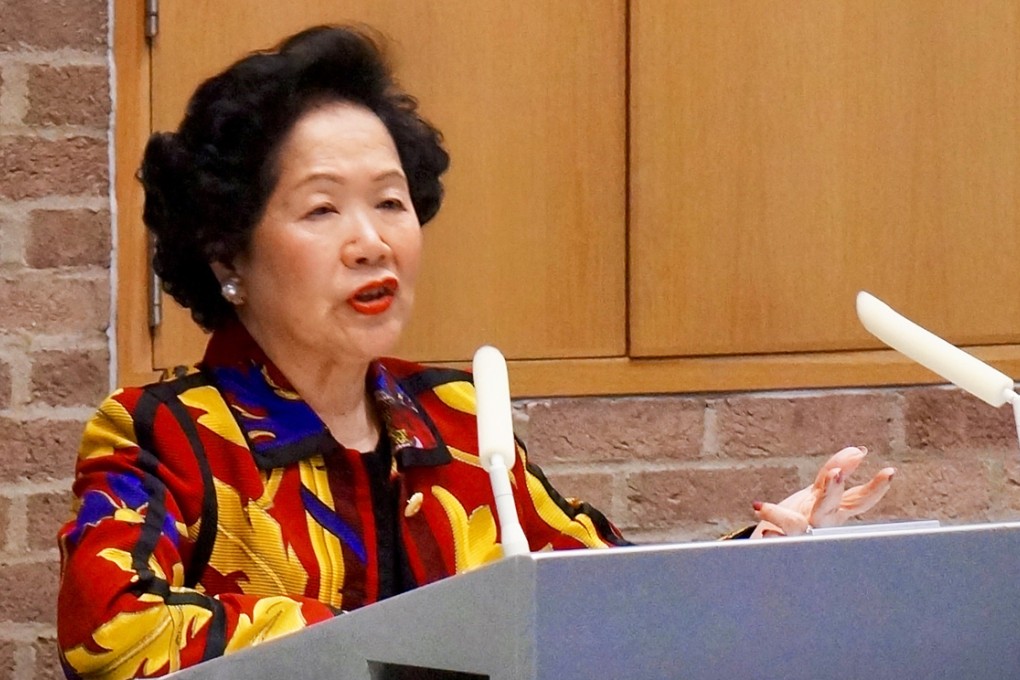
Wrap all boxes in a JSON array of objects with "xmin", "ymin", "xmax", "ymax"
[
  {"xmin": 523, "ymin": 386, "xmax": 1020, "ymax": 543},
  {"xmin": 1, "ymin": 2, "xmax": 1019, "ymax": 680},
  {"xmin": 0, "ymin": 0, "xmax": 111, "ymax": 678}
]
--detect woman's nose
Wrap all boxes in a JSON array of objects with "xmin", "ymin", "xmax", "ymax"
[{"xmin": 341, "ymin": 210, "xmax": 391, "ymax": 267}]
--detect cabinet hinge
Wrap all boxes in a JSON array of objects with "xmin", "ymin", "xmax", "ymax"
[
  {"xmin": 145, "ymin": 0, "xmax": 159, "ymax": 40},
  {"xmin": 148, "ymin": 233, "xmax": 162, "ymax": 330}
]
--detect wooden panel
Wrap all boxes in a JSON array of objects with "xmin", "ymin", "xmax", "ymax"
[
  {"xmin": 114, "ymin": 0, "xmax": 161, "ymax": 386},
  {"xmin": 470, "ymin": 345, "xmax": 1020, "ymax": 398},
  {"xmin": 147, "ymin": 0, "xmax": 626, "ymax": 369},
  {"xmin": 118, "ymin": 0, "xmax": 1020, "ymax": 396},
  {"xmin": 630, "ymin": 0, "xmax": 1020, "ymax": 357}
]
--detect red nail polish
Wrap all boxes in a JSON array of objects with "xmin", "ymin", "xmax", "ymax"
[{"xmin": 752, "ymin": 501, "xmax": 763, "ymax": 511}]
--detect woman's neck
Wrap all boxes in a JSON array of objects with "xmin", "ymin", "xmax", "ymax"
[{"xmin": 242, "ymin": 324, "xmax": 381, "ymax": 452}]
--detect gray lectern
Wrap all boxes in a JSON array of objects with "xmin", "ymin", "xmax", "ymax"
[{"xmin": 171, "ymin": 521, "xmax": 1020, "ymax": 680}]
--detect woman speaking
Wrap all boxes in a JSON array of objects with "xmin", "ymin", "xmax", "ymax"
[{"xmin": 56, "ymin": 25, "xmax": 893, "ymax": 679}]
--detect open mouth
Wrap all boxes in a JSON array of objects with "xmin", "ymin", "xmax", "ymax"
[{"xmin": 348, "ymin": 278, "xmax": 398, "ymax": 315}]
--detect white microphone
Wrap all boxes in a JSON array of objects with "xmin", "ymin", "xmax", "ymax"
[
  {"xmin": 472, "ymin": 345, "xmax": 530, "ymax": 558},
  {"xmin": 856, "ymin": 292, "xmax": 1016, "ymax": 406},
  {"xmin": 856, "ymin": 291, "xmax": 1020, "ymax": 449}
]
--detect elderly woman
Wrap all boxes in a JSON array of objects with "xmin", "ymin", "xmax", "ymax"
[{"xmin": 56, "ymin": 25, "xmax": 894, "ymax": 679}]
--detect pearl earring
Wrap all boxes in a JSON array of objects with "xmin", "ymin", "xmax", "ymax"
[{"xmin": 221, "ymin": 277, "xmax": 245, "ymax": 305}]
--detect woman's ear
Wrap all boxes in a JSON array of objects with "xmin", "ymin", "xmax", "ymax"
[
  {"xmin": 210, "ymin": 260, "xmax": 246, "ymax": 306},
  {"xmin": 209, "ymin": 260, "xmax": 234, "ymax": 285}
]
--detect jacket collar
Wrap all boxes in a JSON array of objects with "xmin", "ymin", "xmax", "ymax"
[{"xmin": 201, "ymin": 321, "xmax": 451, "ymax": 470}]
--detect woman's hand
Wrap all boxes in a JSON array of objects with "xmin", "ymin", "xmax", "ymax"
[{"xmin": 751, "ymin": 446, "xmax": 895, "ymax": 539}]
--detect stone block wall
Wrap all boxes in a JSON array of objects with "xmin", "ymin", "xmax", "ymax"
[
  {"xmin": 0, "ymin": 0, "xmax": 111, "ymax": 678},
  {"xmin": 524, "ymin": 386, "xmax": 1020, "ymax": 543}
]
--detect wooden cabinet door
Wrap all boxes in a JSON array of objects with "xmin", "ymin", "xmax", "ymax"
[
  {"xmin": 143, "ymin": 0, "xmax": 626, "ymax": 368},
  {"xmin": 630, "ymin": 0, "xmax": 1020, "ymax": 357}
]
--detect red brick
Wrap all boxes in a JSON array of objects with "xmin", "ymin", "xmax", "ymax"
[
  {"xmin": 0, "ymin": 273, "xmax": 109, "ymax": 333},
  {"xmin": 0, "ymin": 496, "xmax": 9, "ymax": 550},
  {"xmin": 996, "ymin": 455, "xmax": 1020, "ymax": 516},
  {"xmin": 0, "ymin": 640, "xmax": 15, "ymax": 679},
  {"xmin": 0, "ymin": 209, "xmax": 17, "ymax": 261},
  {"xmin": 26, "ymin": 208, "xmax": 111, "ymax": 268},
  {"xmin": 30, "ymin": 348, "xmax": 109, "ymax": 407},
  {"xmin": 28, "ymin": 491, "xmax": 74, "ymax": 552},
  {"xmin": 904, "ymin": 387, "xmax": 1015, "ymax": 451},
  {"xmin": 34, "ymin": 636, "xmax": 61, "ymax": 680},
  {"xmin": 522, "ymin": 396, "xmax": 705, "ymax": 463},
  {"xmin": 0, "ymin": 136, "xmax": 108, "ymax": 200},
  {"xmin": 625, "ymin": 465, "xmax": 800, "ymax": 529},
  {"xmin": 865, "ymin": 458, "xmax": 993, "ymax": 523},
  {"xmin": 0, "ymin": 360, "xmax": 10, "ymax": 409},
  {"xmin": 0, "ymin": 559, "xmax": 58, "ymax": 623},
  {"xmin": 0, "ymin": 0, "xmax": 107, "ymax": 52},
  {"xmin": 0, "ymin": 417, "xmax": 85, "ymax": 481},
  {"xmin": 540, "ymin": 469, "xmax": 615, "ymax": 515},
  {"xmin": 714, "ymin": 392, "xmax": 898, "ymax": 459},
  {"xmin": 26, "ymin": 65, "xmax": 110, "ymax": 127}
]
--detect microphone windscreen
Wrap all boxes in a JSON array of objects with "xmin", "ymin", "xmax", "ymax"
[{"xmin": 473, "ymin": 345, "xmax": 516, "ymax": 470}]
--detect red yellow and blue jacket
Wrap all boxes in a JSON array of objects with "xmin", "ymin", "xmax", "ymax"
[{"xmin": 56, "ymin": 322, "xmax": 628, "ymax": 679}]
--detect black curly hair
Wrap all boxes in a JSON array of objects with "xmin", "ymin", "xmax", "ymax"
[{"xmin": 139, "ymin": 25, "xmax": 450, "ymax": 330}]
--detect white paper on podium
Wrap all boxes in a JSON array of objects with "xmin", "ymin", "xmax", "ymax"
[{"xmin": 806, "ymin": 519, "xmax": 940, "ymax": 537}]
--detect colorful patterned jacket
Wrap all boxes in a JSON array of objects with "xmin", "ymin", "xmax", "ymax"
[{"xmin": 57, "ymin": 322, "xmax": 628, "ymax": 679}]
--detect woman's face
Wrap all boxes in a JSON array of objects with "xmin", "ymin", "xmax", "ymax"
[{"xmin": 230, "ymin": 101, "xmax": 423, "ymax": 366}]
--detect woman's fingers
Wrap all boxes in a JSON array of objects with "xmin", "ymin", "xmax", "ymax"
[
  {"xmin": 814, "ymin": 446, "xmax": 867, "ymax": 485},
  {"xmin": 754, "ymin": 501, "xmax": 811, "ymax": 536},
  {"xmin": 839, "ymin": 467, "xmax": 896, "ymax": 517},
  {"xmin": 750, "ymin": 518, "xmax": 784, "ymax": 539},
  {"xmin": 809, "ymin": 467, "xmax": 845, "ymax": 527},
  {"xmin": 749, "ymin": 447, "xmax": 895, "ymax": 539}
]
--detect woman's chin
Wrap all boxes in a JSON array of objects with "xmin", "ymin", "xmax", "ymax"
[{"xmin": 344, "ymin": 325, "xmax": 404, "ymax": 361}]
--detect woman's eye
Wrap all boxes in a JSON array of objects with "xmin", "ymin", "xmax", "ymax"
[
  {"xmin": 378, "ymin": 198, "xmax": 406, "ymax": 211},
  {"xmin": 306, "ymin": 205, "xmax": 337, "ymax": 218}
]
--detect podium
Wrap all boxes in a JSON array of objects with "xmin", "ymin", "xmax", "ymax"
[{"xmin": 172, "ymin": 521, "xmax": 1020, "ymax": 679}]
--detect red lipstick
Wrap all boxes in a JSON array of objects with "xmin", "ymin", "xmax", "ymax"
[{"xmin": 348, "ymin": 277, "xmax": 398, "ymax": 315}]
